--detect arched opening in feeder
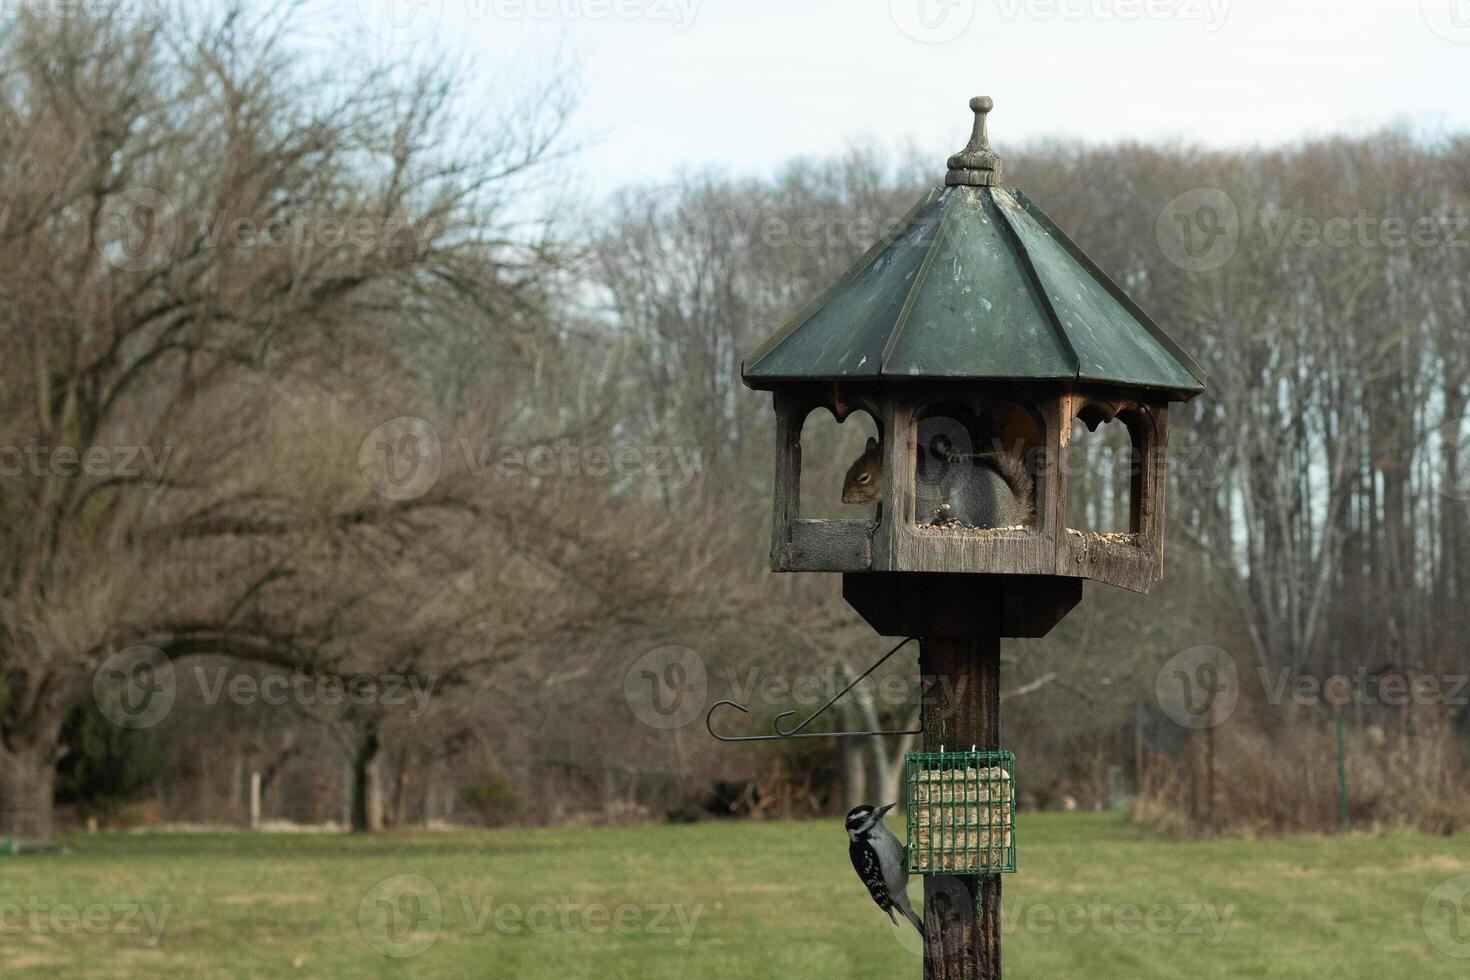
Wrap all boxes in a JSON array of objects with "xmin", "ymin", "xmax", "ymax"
[
  {"xmin": 911, "ymin": 397, "xmax": 1042, "ymax": 530},
  {"xmin": 798, "ymin": 405, "xmax": 881, "ymax": 520},
  {"xmin": 1066, "ymin": 404, "xmax": 1145, "ymax": 536}
]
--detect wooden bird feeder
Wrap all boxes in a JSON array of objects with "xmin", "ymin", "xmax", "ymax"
[
  {"xmin": 738, "ymin": 96, "xmax": 1206, "ymax": 979},
  {"xmin": 745, "ymin": 97, "xmax": 1204, "ymax": 596}
]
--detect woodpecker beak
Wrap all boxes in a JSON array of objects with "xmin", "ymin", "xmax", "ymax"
[{"xmin": 877, "ymin": 803, "xmax": 897, "ymax": 817}]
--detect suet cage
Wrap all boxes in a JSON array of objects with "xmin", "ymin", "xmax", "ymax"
[{"xmin": 905, "ymin": 749, "xmax": 1017, "ymax": 875}]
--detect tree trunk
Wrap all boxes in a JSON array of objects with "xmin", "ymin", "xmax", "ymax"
[
  {"xmin": 0, "ymin": 742, "xmax": 58, "ymax": 841},
  {"xmin": 229, "ymin": 753, "xmax": 244, "ymax": 826},
  {"xmin": 249, "ymin": 771, "xmax": 262, "ymax": 830},
  {"xmin": 840, "ymin": 736, "xmax": 868, "ymax": 810},
  {"xmin": 349, "ymin": 725, "xmax": 382, "ymax": 833}
]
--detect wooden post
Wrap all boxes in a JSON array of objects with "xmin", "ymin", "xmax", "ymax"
[
  {"xmin": 249, "ymin": 770, "xmax": 262, "ymax": 830},
  {"xmin": 920, "ymin": 632, "xmax": 1001, "ymax": 980},
  {"xmin": 844, "ymin": 574, "xmax": 1082, "ymax": 980}
]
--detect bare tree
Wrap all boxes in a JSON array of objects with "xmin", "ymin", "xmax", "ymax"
[{"xmin": 0, "ymin": 2, "xmax": 575, "ymax": 838}]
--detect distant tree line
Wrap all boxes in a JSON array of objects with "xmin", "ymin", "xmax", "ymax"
[{"xmin": 2, "ymin": 2, "xmax": 1467, "ymax": 838}]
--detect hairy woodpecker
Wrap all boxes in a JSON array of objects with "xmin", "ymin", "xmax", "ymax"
[{"xmin": 845, "ymin": 803, "xmax": 922, "ymax": 933}]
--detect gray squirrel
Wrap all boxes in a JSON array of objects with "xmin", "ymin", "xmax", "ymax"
[{"xmin": 841, "ymin": 435, "xmax": 1035, "ymax": 528}]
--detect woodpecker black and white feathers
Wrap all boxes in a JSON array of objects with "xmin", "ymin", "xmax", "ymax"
[{"xmin": 845, "ymin": 803, "xmax": 922, "ymax": 934}]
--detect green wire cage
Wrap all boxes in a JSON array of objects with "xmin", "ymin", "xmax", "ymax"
[{"xmin": 904, "ymin": 750, "xmax": 1017, "ymax": 875}]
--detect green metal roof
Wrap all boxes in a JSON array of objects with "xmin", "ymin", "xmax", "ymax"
[{"xmin": 742, "ymin": 100, "xmax": 1206, "ymax": 400}]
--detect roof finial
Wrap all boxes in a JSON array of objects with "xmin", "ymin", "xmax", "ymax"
[{"xmin": 946, "ymin": 96, "xmax": 1003, "ymax": 188}]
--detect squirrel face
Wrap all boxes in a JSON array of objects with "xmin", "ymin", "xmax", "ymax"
[{"xmin": 841, "ymin": 437, "xmax": 882, "ymax": 504}]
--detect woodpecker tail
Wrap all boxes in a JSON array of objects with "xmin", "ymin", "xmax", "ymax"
[{"xmin": 894, "ymin": 893, "xmax": 924, "ymax": 935}]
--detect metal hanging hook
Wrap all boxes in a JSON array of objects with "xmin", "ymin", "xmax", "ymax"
[{"xmin": 706, "ymin": 637, "xmax": 922, "ymax": 742}]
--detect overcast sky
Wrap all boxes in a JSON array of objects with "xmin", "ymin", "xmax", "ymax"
[{"xmin": 350, "ymin": 0, "xmax": 1470, "ymax": 195}]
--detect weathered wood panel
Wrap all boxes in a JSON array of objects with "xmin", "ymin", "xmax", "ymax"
[
  {"xmin": 872, "ymin": 396, "xmax": 918, "ymax": 569},
  {"xmin": 769, "ymin": 390, "xmax": 801, "ymax": 570},
  {"xmin": 783, "ymin": 519, "xmax": 872, "ymax": 572}
]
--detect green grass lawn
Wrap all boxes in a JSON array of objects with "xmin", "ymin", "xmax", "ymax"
[{"xmin": 1, "ymin": 813, "xmax": 1469, "ymax": 978}]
